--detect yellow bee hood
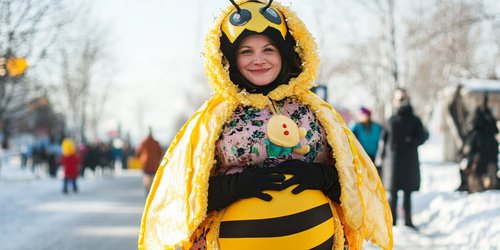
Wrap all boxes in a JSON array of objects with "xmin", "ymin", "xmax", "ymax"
[{"xmin": 138, "ymin": 1, "xmax": 393, "ymax": 249}]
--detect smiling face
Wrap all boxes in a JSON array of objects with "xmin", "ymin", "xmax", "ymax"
[{"xmin": 236, "ymin": 34, "xmax": 282, "ymax": 86}]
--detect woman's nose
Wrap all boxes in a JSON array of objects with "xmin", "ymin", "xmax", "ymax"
[{"xmin": 252, "ymin": 53, "xmax": 265, "ymax": 64}]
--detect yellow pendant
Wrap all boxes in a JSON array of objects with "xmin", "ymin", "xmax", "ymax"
[{"xmin": 266, "ymin": 115, "xmax": 310, "ymax": 155}]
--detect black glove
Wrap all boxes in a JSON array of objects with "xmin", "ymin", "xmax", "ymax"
[
  {"xmin": 277, "ymin": 159, "xmax": 341, "ymax": 203},
  {"xmin": 207, "ymin": 167, "xmax": 286, "ymax": 212}
]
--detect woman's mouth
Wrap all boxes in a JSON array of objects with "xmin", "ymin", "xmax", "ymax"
[{"xmin": 248, "ymin": 68, "xmax": 271, "ymax": 74}]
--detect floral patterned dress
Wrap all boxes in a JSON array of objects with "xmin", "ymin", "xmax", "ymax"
[
  {"xmin": 213, "ymin": 97, "xmax": 332, "ymax": 174},
  {"xmin": 189, "ymin": 97, "xmax": 333, "ymax": 249}
]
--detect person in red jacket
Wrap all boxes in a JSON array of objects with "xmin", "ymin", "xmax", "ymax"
[
  {"xmin": 61, "ymin": 138, "xmax": 81, "ymax": 194},
  {"xmin": 136, "ymin": 127, "xmax": 164, "ymax": 195}
]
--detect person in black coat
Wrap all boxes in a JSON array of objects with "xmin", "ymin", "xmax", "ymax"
[
  {"xmin": 378, "ymin": 88, "xmax": 427, "ymax": 229},
  {"xmin": 462, "ymin": 94, "xmax": 499, "ymax": 192}
]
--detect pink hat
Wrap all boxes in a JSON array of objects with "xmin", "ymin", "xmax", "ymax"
[{"xmin": 359, "ymin": 106, "xmax": 371, "ymax": 116}]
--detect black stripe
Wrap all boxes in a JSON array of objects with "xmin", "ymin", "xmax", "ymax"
[
  {"xmin": 219, "ymin": 203, "xmax": 332, "ymax": 238},
  {"xmin": 310, "ymin": 234, "xmax": 334, "ymax": 250}
]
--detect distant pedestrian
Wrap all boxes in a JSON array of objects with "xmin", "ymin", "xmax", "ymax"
[
  {"xmin": 135, "ymin": 128, "xmax": 163, "ymax": 195},
  {"xmin": 20, "ymin": 144, "xmax": 31, "ymax": 169},
  {"xmin": 350, "ymin": 106, "xmax": 383, "ymax": 175},
  {"xmin": 379, "ymin": 88, "xmax": 427, "ymax": 229},
  {"xmin": 81, "ymin": 142, "xmax": 99, "ymax": 176},
  {"xmin": 112, "ymin": 138, "xmax": 125, "ymax": 169},
  {"xmin": 121, "ymin": 141, "xmax": 133, "ymax": 170},
  {"xmin": 47, "ymin": 137, "xmax": 61, "ymax": 178},
  {"xmin": 461, "ymin": 94, "xmax": 499, "ymax": 193},
  {"xmin": 60, "ymin": 138, "xmax": 81, "ymax": 194},
  {"xmin": 98, "ymin": 142, "xmax": 113, "ymax": 175},
  {"xmin": 31, "ymin": 140, "xmax": 48, "ymax": 173}
]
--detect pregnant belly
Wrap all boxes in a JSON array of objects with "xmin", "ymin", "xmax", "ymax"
[{"xmin": 219, "ymin": 185, "xmax": 334, "ymax": 250}]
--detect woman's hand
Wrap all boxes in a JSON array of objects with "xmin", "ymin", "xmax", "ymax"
[
  {"xmin": 276, "ymin": 159, "xmax": 341, "ymax": 203},
  {"xmin": 207, "ymin": 167, "xmax": 286, "ymax": 212},
  {"xmin": 231, "ymin": 167, "xmax": 286, "ymax": 201}
]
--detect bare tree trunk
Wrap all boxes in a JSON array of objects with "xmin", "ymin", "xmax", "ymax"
[
  {"xmin": 57, "ymin": 8, "xmax": 113, "ymax": 143},
  {"xmin": 402, "ymin": 0, "xmax": 485, "ymax": 117},
  {"xmin": 326, "ymin": 0, "xmax": 495, "ymax": 122},
  {"xmin": 0, "ymin": 0, "xmax": 69, "ymax": 147},
  {"xmin": 388, "ymin": 0, "xmax": 399, "ymax": 91}
]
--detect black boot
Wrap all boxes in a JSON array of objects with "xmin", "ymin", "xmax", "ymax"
[
  {"xmin": 390, "ymin": 190, "xmax": 398, "ymax": 226},
  {"xmin": 456, "ymin": 169, "xmax": 469, "ymax": 192},
  {"xmin": 403, "ymin": 191, "xmax": 417, "ymax": 230}
]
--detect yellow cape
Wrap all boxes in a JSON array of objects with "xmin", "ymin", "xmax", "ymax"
[{"xmin": 138, "ymin": 1, "xmax": 393, "ymax": 249}]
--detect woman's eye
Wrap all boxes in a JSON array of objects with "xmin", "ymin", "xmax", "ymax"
[
  {"xmin": 240, "ymin": 50, "xmax": 252, "ymax": 55},
  {"xmin": 264, "ymin": 47, "xmax": 276, "ymax": 53}
]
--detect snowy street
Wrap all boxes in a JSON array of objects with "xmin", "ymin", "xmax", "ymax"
[{"xmin": 0, "ymin": 164, "xmax": 145, "ymax": 250}]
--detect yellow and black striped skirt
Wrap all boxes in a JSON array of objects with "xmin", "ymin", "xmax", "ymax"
[{"xmin": 219, "ymin": 186, "xmax": 334, "ymax": 250}]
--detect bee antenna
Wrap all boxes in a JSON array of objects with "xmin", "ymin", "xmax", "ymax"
[
  {"xmin": 229, "ymin": 0, "xmax": 242, "ymax": 13},
  {"xmin": 262, "ymin": 0, "xmax": 273, "ymax": 11}
]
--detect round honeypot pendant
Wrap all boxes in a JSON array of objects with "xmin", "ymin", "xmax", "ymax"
[{"xmin": 266, "ymin": 115, "xmax": 301, "ymax": 147}]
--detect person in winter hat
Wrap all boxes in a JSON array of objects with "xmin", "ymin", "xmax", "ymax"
[
  {"xmin": 135, "ymin": 127, "xmax": 164, "ymax": 196},
  {"xmin": 379, "ymin": 88, "xmax": 427, "ymax": 229},
  {"xmin": 61, "ymin": 138, "xmax": 81, "ymax": 194},
  {"xmin": 462, "ymin": 94, "xmax": 499, "ymax": 192},
  {"xmin": 138, "ymin": 1, "xmax": 393, "ymax": 249},
  {"xmin": 350, "ymin": 106, "xmax": 383, "ymax": 175}
]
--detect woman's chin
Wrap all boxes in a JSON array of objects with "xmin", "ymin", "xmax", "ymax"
[{"xmin": 248, "ymin": 79, "xmax": 273, "ymax": 86}]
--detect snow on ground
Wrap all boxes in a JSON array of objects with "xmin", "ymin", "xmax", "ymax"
[
  {"xmin": 364, "ymin": 133, "xmax": 500, "ymax": 250},
  {"xmin": 0, "ymin": 152, "xmax": 144, "ymax": 250}
]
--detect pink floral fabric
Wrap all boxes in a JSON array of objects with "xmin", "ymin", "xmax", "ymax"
[{"xmin": 213, "ymin": 97, "xmax": 332, "ymax": 175}]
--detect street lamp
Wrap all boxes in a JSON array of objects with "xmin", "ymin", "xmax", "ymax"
[
  {"xmin": 0, "ymin": 54, "xmax": 28, "ymax": 149},
  {"xmin": 0, "ymin": 56, "xmax": 28, "ymax": 78}
]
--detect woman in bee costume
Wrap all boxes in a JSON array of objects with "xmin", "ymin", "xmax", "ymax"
[{"xmin": 138, "ymin": 1, "xmax": 393, "ymax": 249}]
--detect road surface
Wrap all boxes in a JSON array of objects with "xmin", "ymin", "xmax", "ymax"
[{"xmin": 0, "ymin": 168, "xmax": 145, "ymax": 250}]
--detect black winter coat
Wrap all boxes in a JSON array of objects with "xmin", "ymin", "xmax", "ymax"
[
  {"xmin": 463, "ymin": 107, "xmax": 499, "ymax": 175},
  {"xmin": 381, "ymin": 105, "xmax": 427, "ymax": 192}
]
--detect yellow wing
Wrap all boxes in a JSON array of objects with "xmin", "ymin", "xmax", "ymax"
[{"xmin": 138, "ymin": 95, "xmax": 236, "ymax": 250}]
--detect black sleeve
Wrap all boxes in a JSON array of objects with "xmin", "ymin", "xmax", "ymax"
[
  {"xmin": 413, "ymin": 117, "xmax": 427, "ymax": 146},
  {"xmin": 207, "ymin": 167, "xmax": 285, "ymax": 213},
  {"xmin": 378, "ymin": 126, "xmax": 388, "ymax": 160},
  {"xmin": 207, "ymin": 175, "xmax": 236, "ymax": 213},
  {"xmin": 313, "ymin": 163, "xmax": 341, "ymax": 204}
]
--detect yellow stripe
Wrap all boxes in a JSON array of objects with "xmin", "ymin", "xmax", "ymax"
[
  {"xmin": 222, "ymin": 186, "xmax": 330, "ymax": 220},
  {"xmin": 218, "ymin": 217, "xmax": 334, "ymax": 250}
]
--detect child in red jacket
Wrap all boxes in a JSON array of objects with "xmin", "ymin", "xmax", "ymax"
[{"xmin": 61, "ymin": 138, "xmax": 81, "ymax": 194}]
